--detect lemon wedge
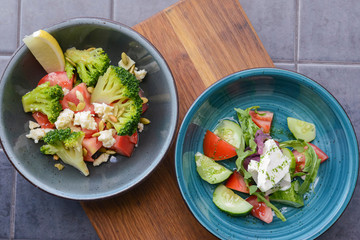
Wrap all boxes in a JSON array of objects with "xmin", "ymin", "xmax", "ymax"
[{"xmin": 23, "ymin": 30, "xmax": 65, "ymax": 73}]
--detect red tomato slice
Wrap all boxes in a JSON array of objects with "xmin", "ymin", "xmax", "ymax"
[
  {"xmin": 111, "ymin": 134, "xmax": 135, "ymax": 157},
  {"xmin": 225, "ymin": 171, "xmax": 249, "ymax": 193},
  {"xmin": 32, "ymin": 112, "xmax": 55, "ymax": 129},
  {"xmin": 249, "ymin": 110, "xmax": 273, "ymax": 133},
  {"xmin": 61, "ymin": 83, "xmax": 94, "ymax": 114},
  {"xmin": 203, "ymin": 130, "xmax": 237, "ymax": 160},
  {"xmin": 308, "ymin": 142, "xmax": 329, "ymax": 163},
  {"xmin": 128, "ymin": 131, "xmax": 138, "ymax": 145},
  {"xmin": 82, "ymin": 137, "xmax": 102, "ymax": 156},
  {"xmin": 292, "ymin": 150, "xmax": 306, "ymax": 173},
  {"xmin": 38, "ymin": 72, "xmax": 73, "ymax": 91},
  {"xmin": 246, "ymin": 195, "xmax": 273, "ymax": 224}
]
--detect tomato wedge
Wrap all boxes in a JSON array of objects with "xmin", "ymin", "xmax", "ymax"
[
  {"xmin": 82, "ymin": 137, "xmax": 102, "ymax": 162},
  {"xmin": 249, "ymin": 110, "xmax": 273, "ymax": 133},
  {"xmin": 203, "ymin": 130, "xmax": 237, "ymax": 160},
  {"xmin": 61, "ymin": 83, "xmax": 94, "ymax": 114},
  {"xmin": 32, "ymin": 112, "xmax": 55, "ymax": 129},
  {"xmin": 111, "ymin": 135, "xmax": 136, "ymax": 157},
  {"xmin": 128, "ymin": 131, "xmax": 138, "ymax": 145},
  {"xmin": 38, "ymin": 71, "xmax": 73, "ymax": 91},
  {"xmin": 308, "ymin": 142, "xmax": 328, "ymax": 163},
  {"xmin": 292, "ymin": 150, "xmax": 306, "ymax": 173},
  {"xmin": 225, "ymin": 171, "xmax": 249, "ymax": 193},
  {"xmin": 246, "ymin": 195, "xmax": 273, "ymax": 224}
]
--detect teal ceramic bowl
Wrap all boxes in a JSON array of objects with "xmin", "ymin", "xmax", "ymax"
[
  {"xmin": 175, "ymin": 68, "xmax": 358, "ymax": 239},
  {"xmin": 0, "ymin": 18, "xmax": 178, "ymax": 200}
]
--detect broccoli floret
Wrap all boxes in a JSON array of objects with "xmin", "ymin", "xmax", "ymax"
[
  {"xmin": 22, "ymin": 81, "xmax": 64, "ymax": 123},
  {"xmin": 40, "ymin": 128, "xmax": 89, "ymax": 176},
  {"xmin": 64, "ymin": 47, "xmax": 110, "ymax": 87},
  {"xmin": 90, "ymin": 65, "xmax": 140, "ymax": 104},
  {"xmin": 90, "ymin": 65, "xmax": 142, "ymax": 136},
  {"xmin": 110, "ymin": 96, "xmax": 143, "ymax": 136}
]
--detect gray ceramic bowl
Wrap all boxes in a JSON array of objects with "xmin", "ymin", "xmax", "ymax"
[{"xmin": 0, "ymin": 18, "xmax": 178, "ymax": 200}]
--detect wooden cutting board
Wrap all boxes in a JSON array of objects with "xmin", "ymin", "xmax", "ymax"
[{"xmin": 81, "ymin": 0, "xmax": 274, "ymax": 239}]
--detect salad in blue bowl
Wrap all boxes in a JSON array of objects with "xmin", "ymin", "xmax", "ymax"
[{"xmin": 175, "ymin": 68, "xmax": 358, "ymax": 239}]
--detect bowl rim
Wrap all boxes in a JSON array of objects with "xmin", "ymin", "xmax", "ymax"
[
  {"xmin": 0, "ymin": 17, "xmax": 179, "ymax": 200},
  {"xmin": 175, "ymin": 67, "xmax": 359, "ymax": 239}
]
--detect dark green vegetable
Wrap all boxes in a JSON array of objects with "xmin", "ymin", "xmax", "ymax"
[
  {"xmin": 40, "ymin": 128, "xmax": 89, "ymax": 176},
  {"xmin": 64, "ymin": 47, "xmax": 110, "ymax": 87},
  {"xmin": 22, "ymin": 81, "xmax": 63, "ymax": 123},
  {"xmin": 91, "ymin": 65, "xmax": 142, "ymax": 136}
]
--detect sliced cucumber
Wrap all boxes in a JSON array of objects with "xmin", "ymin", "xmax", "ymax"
[
  {"xmin": 195, "ymin": 152, "xmax": 232, "ymax": 184},
  {"xmin": 269, "ymin": 181, "xmax": 304, "ymax": 208},
  {"xmin": 214, "ymin": 119, "xmax": 244, "ymax": 150},
  {"xmin": 213, "ymin": 184, "xmax": 253, "ymax": 216},
  {"xmin": 281, "ymin": 147, "xmax": 296, "ymax": 175},
  {"xmin": 287, "ymin": 117, "xmax": 316, "ymax": 142}
]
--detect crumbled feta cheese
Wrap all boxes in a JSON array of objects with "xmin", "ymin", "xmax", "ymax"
[
  {"xmin": 118, "ymin": 56, "xmax": 135, "ymax": 70},
  {"xmin": 98, "ymin": 129, "xmax": 116, "ymax": 148},
  {"xmin": 93, "ymin": 103, "xmax": 114, "ymax": 121},
  {"xmin": 28, "ymin": 120, "xmax": 40, "ymax": 130},
  {"xmin": 62, "ymin": 88, "xmax": 70, "ymax": 95},
  {"xmin": 55, "ymin": 109, "xmax": 74, "ymax": 129},
  {"xmin": 138, "ymin": 122, "xmax": 144, "ymax": 132},
  {"xmin": 73, "ymin": 111, "xmax": 97, "ymax": 130},
  {"xmin": 248, "ymin": 139, "xmax": 290, "ymax": 192},
  {"xmin": 134, "ymin": 69, "xmax": 147, "ymax": 81},
  {"xmin": 26, "ymin": 128, "xmax": 53, "ymax": 143},
  {"xmin": 93, "ymin": 153, "xmax": 110, "ymax": 167}
]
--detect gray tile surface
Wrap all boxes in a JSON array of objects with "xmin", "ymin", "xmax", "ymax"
[
  {"xmin": 239, "ymin": 0, "xmax": 296, "ymax": 61},
  {"xmin": 299, "ymin": 0, "xmax": 360, "ymax": 63},
  {"xmin": 0, "ymin": 0, "xmax": 18, "ymax": 53},
  {"xmin": 0, "ymin": 151, "xmax": 13, "ymax": 239},
  {"xmin": 0, "ymin": 0, "xmax": 359, "ymax": 239},
  {"xmin": 14, "ymin": 176, "xmax": 98, "ymax": 240},
  {"xmin": 113, "ymin": 0, "xmax": 178, "ymax": 27},
  {"xmin": 20, "ymin": 0, "xmax": 112, "ymax": 37}
]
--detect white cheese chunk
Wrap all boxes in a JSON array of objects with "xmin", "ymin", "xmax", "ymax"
[
  {"xmin": 55, "ymin": 109, "xmax": 74, "ymax": 129},
  {"xmin": 248, "ymin": 139, "xmax": 291, "ymax": 192},
  {"xmin": 98, "ymin": 129, "xmax": 116, "ymax": 148},
  {"xmin": 134, "ymin": 69, "xmax": 147, "ymax": 81},
  {"xmin": 93, "ymin": 103, "xmax": 114, "ymax": 121},
  {"xmin": 73, "ymin": 111, "xmax": 97, "ymax": 130},
  {"xmin": 28, "ymin": 120, "xmax": 40, "ymax": 130},
  {"xmin": 26, "ymin": 128, "xmax": 53, "ymax": 143},
  {"xmin": 137, "ymin": 122, "xmax": 144, "ymax": 133}
]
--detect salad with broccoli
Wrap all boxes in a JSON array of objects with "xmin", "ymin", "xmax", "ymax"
[
  {"xmin": 195, "ymin": 106, "xmax": 328, "ymax": 223},
  {"xmin": 22, "ymin": 31, "xmax": 150, "ymax": 176}
]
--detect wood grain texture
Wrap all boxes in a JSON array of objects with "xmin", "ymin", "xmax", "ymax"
[{"xmin": 81, "ymin": 0, "xmax": 274, "ymax": 239}]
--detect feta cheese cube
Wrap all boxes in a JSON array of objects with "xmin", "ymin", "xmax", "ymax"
[
  {"xmin": 93, "ymin": 103, "xmax": 114, "ymax": 121},
  {"xmin": 55, "ymin": 109, "xmax": 74, "ymax": 129},
  {"xmin": 73, "ymin": 111, "xmax": 97, "ymax": 130},
  {"xmin": 28, "ymin": 120, "xmax": 40, "ymax": 130},
  {"xmin": 98, "ymin": 129, "xmax": 116, "ymax": 148},
  {"xmin": 134, "ymin": 69, "xmax": 147, "ymax": 81},
  {"xmin": 26, "ymin": 128, "xmax": 53, "ymax": 143},
  {"xmin": 248, "ymin": 139, "xmax": 291, "ymax": 192}
]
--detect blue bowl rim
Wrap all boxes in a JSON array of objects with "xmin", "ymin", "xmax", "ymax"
[
  {"xmin": 175, "ymin": 67, "xmax": 359, "ymax": 239},
  {"xmin": 0, "ymin": 17, "xmax": 179, "ymax": 200}
]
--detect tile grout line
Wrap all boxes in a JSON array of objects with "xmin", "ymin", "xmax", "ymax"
[
  {"xmin": 295, "ymin": 0, "xmax": 300, "ymax": 72},
  {"xmin": 9, "ymin": 171, "xmax": 17, "ymax": 240}
]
